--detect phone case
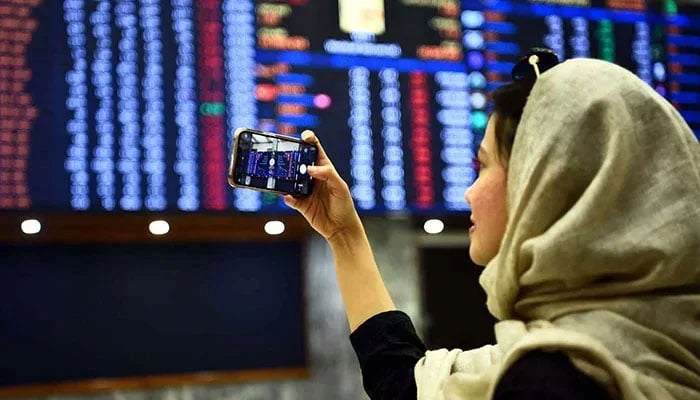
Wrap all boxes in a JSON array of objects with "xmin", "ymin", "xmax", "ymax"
[{"xmin": 227, "ymin": 128, "xmax": 316, "ymax": 197}]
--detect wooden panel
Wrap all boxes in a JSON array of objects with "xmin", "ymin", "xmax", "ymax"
[
  {"xmin": 0, "ymin": 367, "xmax": 308, "ymax": 397},
  {"xmin": 0, "ymin": 213, "xmax": 313, "ymax": 243}
]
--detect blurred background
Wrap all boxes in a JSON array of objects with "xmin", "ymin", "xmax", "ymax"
[{"xmin": 0, "ymin": 0, "xmax": 698, "ymax": 399}]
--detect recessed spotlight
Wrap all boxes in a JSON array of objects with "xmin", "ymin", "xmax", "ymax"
[
  {"xmin": 149, "ymin": 220, "xmax": 170, "ymax": 235},
  {"xmin": 423, "ymin": 219, "xmax": 444, "ymax": 234},
  {"xmin": 264, "ymin": 220, "xmax": 285, "ymax": 236},
  {"xmin": 21, "ymin": 219, "xmax": 41, "ymax": 235}
]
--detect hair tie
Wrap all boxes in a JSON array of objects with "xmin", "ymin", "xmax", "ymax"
[
  {"xmin": 528, "ymin": 55, "xmax": 541, "ymax": 78},
  {"xmin": 511, "ymin": 48, "xmax": 559, "ymax": 81}
]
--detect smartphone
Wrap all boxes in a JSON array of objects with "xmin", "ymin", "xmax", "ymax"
[{"xmin": 227, "ymin": 128, "xmax": 318, "ymax": 197}]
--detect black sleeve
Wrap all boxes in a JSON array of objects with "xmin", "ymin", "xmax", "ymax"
[
  {"xmin": 349, "ymin": 310, "xmax": 427, "ymax": 400},
  {"xmin": 494, "ymin": 350, "xmax": 613, "ymax": 400},
  {"xmin": 350, "ymin": 311, "xmax": 611, "ymax": 400}
]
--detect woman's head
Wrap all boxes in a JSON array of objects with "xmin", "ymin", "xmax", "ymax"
[
  {"xmin": 465, "ymin": 78, "xmax": 535, "ymax": 266},
  {"xmin": 490, "ymin": 78, "xmax": 536, "ymax": 163},
  {"xmin": 478, "ymin": 58, "xmax": 700, "ymax": 321}
]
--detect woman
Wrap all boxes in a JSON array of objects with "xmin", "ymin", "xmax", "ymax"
[{"xmin": 284, "ymin": 56, "xmax": 700, "ymax": 399}]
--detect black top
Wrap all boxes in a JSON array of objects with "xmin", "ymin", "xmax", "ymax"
[{"xmin": 349, "ymin": 311, "xmax": 612, "ymax": 400}]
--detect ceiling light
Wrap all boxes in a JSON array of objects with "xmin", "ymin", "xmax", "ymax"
[
  {"xmin": 149, "ymin": 220, "xmax": 170, "ymax": 235},
  {"xmin": 21, "ymin": 219, "xmax": 41, "ymax": 235},
  {"xmin": 423, "ymin": 219, "xmax": 444, "ymax": 234},
  {"xmin": 264, "ymin": 220, "xmax": 285, "ymax": 235}
]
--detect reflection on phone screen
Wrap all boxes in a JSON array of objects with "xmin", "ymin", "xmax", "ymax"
[{"xmin": 234, "ymin": 131, "xmax": 316, "ymax": 196}]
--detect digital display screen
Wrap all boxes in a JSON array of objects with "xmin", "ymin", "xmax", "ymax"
[
  {"xmin": 0, "ymin": 0, "xmax": 698, "ymax": 213},
  {"xmin": 256, "ymin": 0, "xmax": 462, "ymax": 60},
  {"xmin": 230, "ymin": 130, "xmax": 316, "ymax": 196}
]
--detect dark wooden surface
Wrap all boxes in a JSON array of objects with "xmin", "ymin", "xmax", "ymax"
[
  {"xmin": 0, "ymin": 213, "xmax": 313, "ymax": 243},
  {"xmin": 0, "ymin": 368, "xmax": 308, "ymax": 397}
]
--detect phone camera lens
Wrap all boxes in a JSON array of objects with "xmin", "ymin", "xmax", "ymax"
[{"xmin": 242, "ymin": 133, "xmax": 250, "ymax": 140}]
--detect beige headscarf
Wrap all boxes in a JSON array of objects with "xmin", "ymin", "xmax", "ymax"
[{"xmin": 415, "ymin": 58, "xmax": 700, "ymax": 399}]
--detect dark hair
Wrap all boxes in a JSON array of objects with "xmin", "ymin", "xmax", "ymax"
[{"xmin": 490, "ymin": 78, "xmax": 536, "ymax": 163}]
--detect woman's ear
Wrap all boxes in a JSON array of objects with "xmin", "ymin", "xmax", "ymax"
[{"xmin": 496, "ymin": 151, "xmax": 509, "ymax": 169}]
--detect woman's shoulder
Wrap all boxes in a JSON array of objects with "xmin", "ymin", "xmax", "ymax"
[{"xmin": 494, "ymin": 350, "xmax": 612, "ymax": 399}]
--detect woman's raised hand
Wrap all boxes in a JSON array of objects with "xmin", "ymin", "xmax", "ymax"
[{"xmin": 284, "ymin": 130, "xmax": 362, "ymax": 242}]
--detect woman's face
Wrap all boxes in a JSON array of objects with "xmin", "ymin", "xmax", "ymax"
[{"xmin": 465, "ymin": 115, "xmax": 508, "ymax": 266}]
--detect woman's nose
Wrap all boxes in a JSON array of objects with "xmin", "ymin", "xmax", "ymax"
[{"xmin": 464, "ymin": 184, "xmax": 473, "ymax": 207}]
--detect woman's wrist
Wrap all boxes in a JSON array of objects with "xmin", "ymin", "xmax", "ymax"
[{"xmin": 327, "ymin": 218, "xmax": 367, "ymax": 254}]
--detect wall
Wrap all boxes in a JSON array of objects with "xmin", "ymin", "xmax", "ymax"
[{"xmin": 6, "ymin": 218, "xmax": 425, "ymax": 400}]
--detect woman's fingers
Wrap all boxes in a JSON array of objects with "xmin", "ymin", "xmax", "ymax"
[
  {"xmin": 306, "ymin": 165, "xmax": 334, "ymax": 182},
  {"xmin": 284, "ymin": 164, "xmax": 344, "ymax": 208},
  {"xmin": 301, "ymin": 130, "xmax": 332, "ymax": 166},
  {"xmin": 283, "ymin": 165, "xmax": 335, "ymax": 207}
]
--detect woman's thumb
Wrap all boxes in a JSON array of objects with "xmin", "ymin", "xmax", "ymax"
[{"xmin": 283, "ymin": 195, "xmax": 300, "ymax": 210}]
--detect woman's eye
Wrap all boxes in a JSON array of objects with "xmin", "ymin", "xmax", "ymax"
[{"xmin": 472, "ymin": 157, "xmax": 484, "ymax": 173}]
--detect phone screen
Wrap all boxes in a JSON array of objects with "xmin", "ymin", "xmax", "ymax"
[{"xmin": 229, "ymin": 130, "xmax": 317, "ymax": 196}]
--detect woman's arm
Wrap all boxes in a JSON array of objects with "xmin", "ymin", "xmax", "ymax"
[
  {"xmin": 326, "ymin": 223, "xmax": 396, "ymax": 331},
  {"xmin": 351, "ymin": 311, "xmax": 427, "ymax": 399},
  {"xmin": 284, "ymin": 130, "xmax": 395, "ymax": 331}
]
